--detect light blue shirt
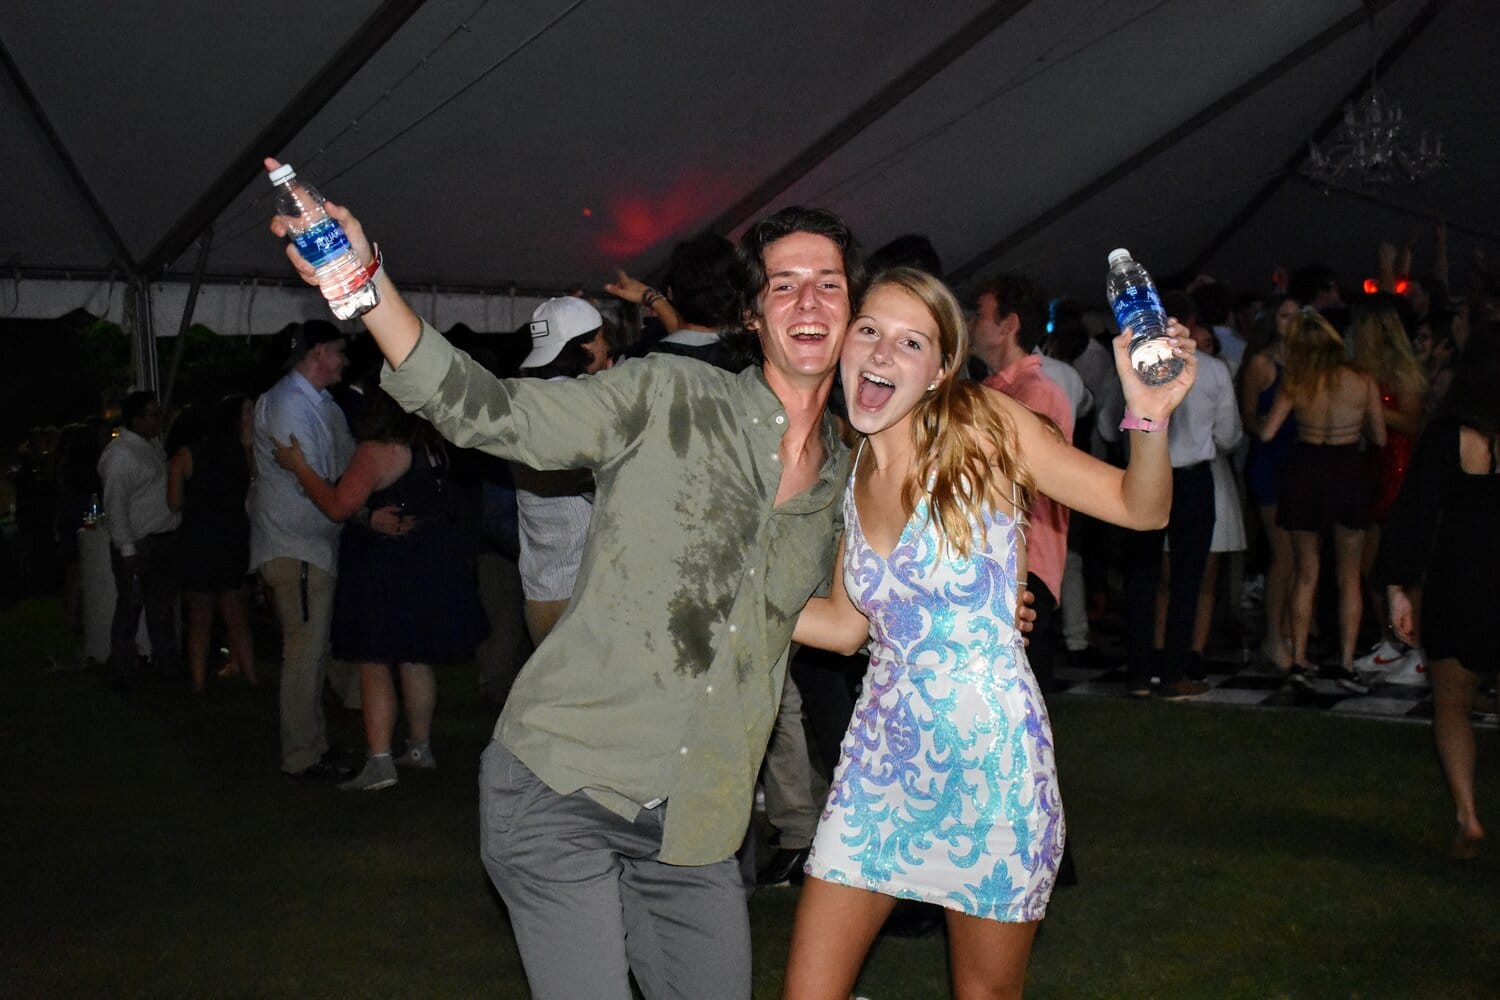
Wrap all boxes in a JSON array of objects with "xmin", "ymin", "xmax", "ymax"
[{"xmin": 248, "ymin": 371, "xmax": 356, "ymax": 574}]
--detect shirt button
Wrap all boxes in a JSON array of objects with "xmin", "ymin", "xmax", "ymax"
[
  {"xmin": 728, "ymin": 624, "xmax": 738, "ymax": 633},
  {"xmin": 771, "ymin": 453, "xmax": 779, "ymax": 462},
  {"xmin": 679, "ymin": 746, "xmax": 689, "ymax": 755},
  {"xmin": 775, "ymin": 414, "xmax": 785, "ymax": 425},
  {"xmin": 705, "ymin": 685, "xmax": 714, "ymax": 694},
  {"xmin": 752, "ymin": 417, "xmax": 760, "ymax": 424},
  {"xmin": 747, "ymin": 568, "xmax": 755, "ymax": 576}
]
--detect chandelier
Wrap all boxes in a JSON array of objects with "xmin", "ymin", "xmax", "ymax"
[{"xmin": 1302, "ymin": 82, "xmax": 1445, "ymax": 188}]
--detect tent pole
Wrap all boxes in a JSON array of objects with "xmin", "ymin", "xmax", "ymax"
[
  {"xmin": 161, "ymin": 230, "xmax": 214, "ymax": 413},
  {"xmin": 139, "ymin": 0, "xmax": 428, "ymax": 275},
  {"xmin": 129, "ymin": 279, "xmax": 160, "ymax": 393},
  {"xmin": 0, "ymin": 32, "xmax": 136, "ymax": 271}
]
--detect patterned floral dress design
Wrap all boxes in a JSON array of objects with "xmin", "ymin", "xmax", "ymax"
[{"xmin": 805, "ymin": 478, "xmax": 1065, "ymax": 921}]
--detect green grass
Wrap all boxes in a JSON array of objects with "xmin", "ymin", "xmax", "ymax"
[{"xmin": 2, "ymin": 598, "xmax": 1496, "ymax": 998}]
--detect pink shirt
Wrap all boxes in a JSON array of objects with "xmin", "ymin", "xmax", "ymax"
[{"xmin": 983, "ymin": 356, "xmax": 1074, "ymax": 604}]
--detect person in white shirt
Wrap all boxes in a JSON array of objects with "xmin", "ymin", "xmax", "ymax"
[
  {"xmin": 97, "ymin": 390, "xmax": 180, "ymax": 686},
  {"xmin": 509, "ymin": 296, "xmax": 612, "ymax": 645},
  {"xmin": 248, "ymin": 322, "xmax": 357, "ymax": 779}
]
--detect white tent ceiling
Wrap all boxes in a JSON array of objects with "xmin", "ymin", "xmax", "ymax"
[{"xmin": 2, "ymin": 0, "xmax": 1495, "ymax": 335}]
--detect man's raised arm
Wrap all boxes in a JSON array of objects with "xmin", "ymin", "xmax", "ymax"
[{"xmin": 264, "ymin": 156, "xmax": 421, "ymax": 369}]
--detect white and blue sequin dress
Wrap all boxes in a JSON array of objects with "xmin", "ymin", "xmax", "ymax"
[{"xmin": 805, "ymin": 476, "xmax": 1065, "ymax": 922}]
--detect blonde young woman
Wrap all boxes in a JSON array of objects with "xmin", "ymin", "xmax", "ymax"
[
  {"xmin": 1260, "ymin": 309, "xmax": 1386, "ymax": 690},
  {"xmin": 783, "ymin": 268, "xmax": 1195, "ymax": 999},
  {"xmin": 1348, "ymin": 298, "xmax": 1428, "ymax": 669}
]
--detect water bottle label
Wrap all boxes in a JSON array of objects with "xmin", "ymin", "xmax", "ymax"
[
  {"xmin": 291, "ymin": 218, "xmax": 354, "ymax": 268},
  {"xmin": 1110, "ymin": 284, "xmax": 1164, "ymax": 334}
]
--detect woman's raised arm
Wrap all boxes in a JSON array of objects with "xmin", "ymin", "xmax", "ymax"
[{"xmin": 1012, "ymin": 325, "xmax": 1195, "ymax": 531}]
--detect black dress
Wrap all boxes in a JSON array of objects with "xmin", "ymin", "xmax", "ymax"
[
  {"xmin": 331, "ymin": 443, "xmax": 488, "ymax": 664},
  {"xmin": 1376, "ymin": 419, "xmax": 1500, "ymax": 675},
  {"xmin": 174, "ymin": 442, "xmax": 251, "ymax": 594}
]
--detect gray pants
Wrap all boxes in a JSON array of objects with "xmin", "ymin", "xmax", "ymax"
[
  {"xmin": 761, "ymin": 672, "xmax": 826, "ymax": 849},
  {"xmin": 479, "ymin": 739, "xmax": 750, "ymax": 1000}
]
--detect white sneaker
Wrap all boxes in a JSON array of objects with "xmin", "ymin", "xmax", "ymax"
[
  {"xmin": 1352, "ymin": 638, "xmax": 1406, "ymax": 679},
  {"xmin": 1381, "ymin": 647, "xmax": 1430, "ymax": 687}
]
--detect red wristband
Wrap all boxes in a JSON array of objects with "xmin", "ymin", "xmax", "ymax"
[{"xmin": 362, "ymin": 242, "xmax": 384, "ymax": 285}]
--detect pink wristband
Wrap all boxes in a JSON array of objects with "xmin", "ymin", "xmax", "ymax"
[{"xmin": 1119, "ymin": 409, "xmax": 1167, "ymax": 433}]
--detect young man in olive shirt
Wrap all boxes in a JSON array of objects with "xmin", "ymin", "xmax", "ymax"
[{"xmin": 270, "ymin": 159, "xmax": 857, "ymax": 998}]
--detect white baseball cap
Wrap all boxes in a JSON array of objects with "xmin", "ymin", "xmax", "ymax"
[{"xmin": 522, "ymin": 297, "xmax": 604, "ymax": 369}]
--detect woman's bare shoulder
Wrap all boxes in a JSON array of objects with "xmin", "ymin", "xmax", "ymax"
[{"xmin": 357, "ymin": 439, "xmax": 413, "ymax": 468}]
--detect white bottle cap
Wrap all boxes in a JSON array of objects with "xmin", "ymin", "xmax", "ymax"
[
  {"xmin": 1107, "ymin": 248, "xmax": 1133, "ymax": 267},
  {"xmin": 268, "ymin": 164, "xmax": 296, "ymax": 185}
]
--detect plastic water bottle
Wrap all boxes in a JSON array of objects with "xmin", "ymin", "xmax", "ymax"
[
  {"xmin": 267, "ymin": 163, "xmax": 378, "ymax": 320},
  {"xmin": 1106, "ymin": 249, "xmax": 1182, "ymax": 386},
  {"xmin": 83, "ymin": 492, "xmax": 102, "ymax": 530}
]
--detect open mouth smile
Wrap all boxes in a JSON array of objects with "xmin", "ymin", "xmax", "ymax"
[{"xmin": 855, "ymin": 370, "xmax": 897, "ymax": 410}]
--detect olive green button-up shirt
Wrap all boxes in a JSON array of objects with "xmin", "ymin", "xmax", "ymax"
[{"xmin": 383, "ymin": 321, "xmax": 847, "ymax": 865}]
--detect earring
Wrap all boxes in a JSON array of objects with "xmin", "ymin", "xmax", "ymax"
[{"xmin": 926, "ymin": 380, "xmax": 937, "ymax": 392}]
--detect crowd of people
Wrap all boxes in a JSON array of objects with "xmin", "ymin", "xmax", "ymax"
[
  {"xmin": 4, "ymin": 178, "xmax": 1494, "ymax": 996},
  {"xmin": 12, "ymin": 321, "xmax": 494, "ymax": 794}
]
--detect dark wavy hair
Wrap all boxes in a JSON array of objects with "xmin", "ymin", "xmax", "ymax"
[{"xmin": 721, "ymin": 206, "xmax": 865, "ymax": 366}]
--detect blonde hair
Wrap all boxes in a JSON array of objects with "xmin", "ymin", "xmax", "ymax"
[
  {"xmin": 1283, "ymin": 308, "xmax": 1350, "ymax": 399},
  {"xmin": 866, "ymin": 268, "xmax": 1035, "ymax": 559},
  {"xmin": 1351, "ymin": 302, "xmax": 1428, "ymax": 397}
]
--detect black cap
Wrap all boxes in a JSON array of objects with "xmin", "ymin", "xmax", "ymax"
[{"xmin": 287, "ymin": 320, "xmax": 343, "ymax": 366}]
